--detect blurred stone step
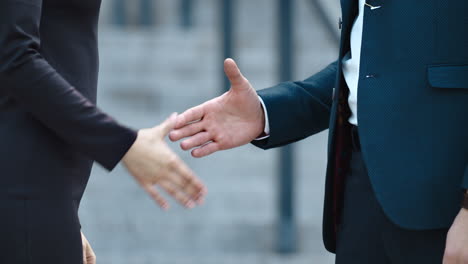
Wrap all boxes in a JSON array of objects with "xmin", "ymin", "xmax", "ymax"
[{"xmin": 94, "ymin": 253, "xmax": 334, "ymax": 264}]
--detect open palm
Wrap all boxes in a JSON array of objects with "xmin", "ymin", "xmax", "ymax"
[{"xmin": 169, "ymin": 59, "xmax": 266, "ymax": 157}]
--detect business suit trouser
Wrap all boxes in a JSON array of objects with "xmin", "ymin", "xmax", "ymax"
[{"xmin": 335, "ymin": 145, "xmax": 449, "ymax": 263}]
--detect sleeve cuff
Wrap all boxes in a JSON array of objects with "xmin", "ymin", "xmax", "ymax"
[
  {"xmin": 99, "ymin": 128, "xmax": 138, "ymax": 171},
  {"xmin": 254, "ymin": 96, "xmax": 270, "ymax": 141}
]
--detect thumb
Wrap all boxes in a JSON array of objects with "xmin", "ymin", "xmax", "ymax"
[
  {"xmin": 156, "ymin": 113, "xmax": 178, "ymax": 136},
  {"xmin": 85, "ymin": 242, "xmax": 96, "ymax": 264},
  {"xmin": 83, "ymin": 247, "xmax": 87, "ymax": 264},
  {"xmin": 224, "ymin": 58, "xmax": 249, "ymax": 90},
  {"xmin": 81, "ymin": 233, "xmax": 88, "ymax": 264}
]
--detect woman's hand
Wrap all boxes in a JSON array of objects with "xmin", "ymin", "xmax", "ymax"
[
  {"xmin": 81, "ymin": 232, "xmax": 96, "ymax": 264},
  {"xmin": 122, "ymin": 113, "xmax": 207, "ymax": 209}
]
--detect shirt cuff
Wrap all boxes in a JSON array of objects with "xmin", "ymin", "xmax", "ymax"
[{"xmin": 254, "ymin": 96, "xmax": 270, "ymax": 140}]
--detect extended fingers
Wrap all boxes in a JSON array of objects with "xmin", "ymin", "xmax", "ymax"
[
  {"xmin": 159, "ymin": 113, "xmax": 178, "ymax": 135},
  {"xmin": 178, "ymin": 173, "xmax": 207, "ymax": 203},
  {"xmin": 144, "ymin": 185, "xmax": 170, "ymax": 210},
  {"xmin": 169, "ymin": 120, "xmax": 205, "ymax": 142},
  {"xmin": 191, "ymin": 142, "xmax": 221, "ymax": 158},
  {"xmin": 159, "ymin": 180, "xmax": 195, "ymax": 208},
  {"xmin": 174, "ymin": 105, "xmax": 205, "ymax": 129},
  {"xmin": 180, "ymin": 131, "xmax": 212, "ymax": 151},
  {"xmin": 167, "ymin": 157, "xmax": 207, "ymax": 199}
]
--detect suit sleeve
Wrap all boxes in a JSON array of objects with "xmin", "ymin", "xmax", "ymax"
[
  {"xmin": 252, "ymin": 60, "xmax": 338, "ymax": 149},
  {"xmin": 462, "ymin": 165, "xmax": 468, "ymax": 190},
  {"xmin": 0, "ymin": 0, "xmax": 137, "ymax": 171}
]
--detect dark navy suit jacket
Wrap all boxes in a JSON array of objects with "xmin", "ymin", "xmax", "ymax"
[{"xmin": 254, "ymin": 0, "xmax": 468, "ymax": 253}]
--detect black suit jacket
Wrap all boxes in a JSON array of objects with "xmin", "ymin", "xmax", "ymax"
[
  {"xmin": 0, "ymin": 0, "xmax": 136, "ymax": 199},
  {"xmin": 0, "ymin": 1, "xmax": 136, "ymax": 261}
]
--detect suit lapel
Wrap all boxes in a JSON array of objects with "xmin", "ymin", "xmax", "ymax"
[{"xmin": 340, "ymin": 0, "xmax": 359, "ymax": 36}]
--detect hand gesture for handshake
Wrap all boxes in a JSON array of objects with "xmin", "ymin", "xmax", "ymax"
[
  {"xmin": 122, "ymin": 113, "xmax": 207, "ymax": 209},
  {"xmin": 121, "ymin": 58, "xmax": 264, "ymax": 209},
  {"xmin": 169, "ymin": 59, "xmax": 266, "ymax": 157}
]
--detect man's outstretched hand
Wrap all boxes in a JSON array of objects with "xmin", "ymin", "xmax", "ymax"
[
  {"xmin": 169, "ymin": 58, "xmax": 266, "ymax": 157},
  {"xmin": 122, "ymin": 113, "xmax": 207, "ymax": 210}
]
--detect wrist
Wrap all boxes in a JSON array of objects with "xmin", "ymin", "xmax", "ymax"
[{"xmin": 122, "ymin": 130, "xmax": 142, "ymax": 165}]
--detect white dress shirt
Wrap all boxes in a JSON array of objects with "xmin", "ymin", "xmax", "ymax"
[
  {"xmin": 259, "ymin": 0, "xmax": 366, "ymax": 135},
  {"xmin": 342, "ymin": 0, "xmax": 366, "ymax": 126}
]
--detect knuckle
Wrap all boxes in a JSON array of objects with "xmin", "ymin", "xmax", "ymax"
[
  {"xmin": 214, "ymin": 132, "xmax": 224, "ymax": 142},
  {"xmin": 187, "ymin": 175, "xmax": 198, "ymax": 185},
  {"xmin": 185, "ymin": 187, "xmax": 196, "ymax": 197},
  {"xmin": 179, "ymin": 195, "xmax": 189, "ymax": 202},
  {"xmin": 169, "ymin": 188, "xmax": 177, "ymax": 196},
  {"xmin": 167, "ymin": 155, "xmax": 179, "ymax": 169},
  {"xmin": 201, "ymin": 132, "xmax": 211, "ymax": 143},
  {"xmin": 184, "ymin": 174, "xmax": 194, "ymax": 183},
  {"xmin": 193, "ymin": 180, "xmax": 203, "ymax": 190},
  {"xmin": 192, "ymin": 181, "xmax": 202, "ymax": 191}
]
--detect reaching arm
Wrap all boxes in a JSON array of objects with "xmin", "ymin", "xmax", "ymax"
[
  {"xmin": 0, "ymin": 1, "xmax": 207, "ymax": 209},
  {"xmin": 170, "ymin": 59, "xmax": 338, "ymax": 157},
  {"xmin": 253, "ymin": 60, "xmax": 338, "ymax": 149},
  {"xmin": 0, "ymin": 0, "xmax": 136, "ymax": 170}
]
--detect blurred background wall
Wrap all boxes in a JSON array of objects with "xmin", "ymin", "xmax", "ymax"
[{"xmin": 80, "ymin": 0, "xmax": 341, "ymax": 263}]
